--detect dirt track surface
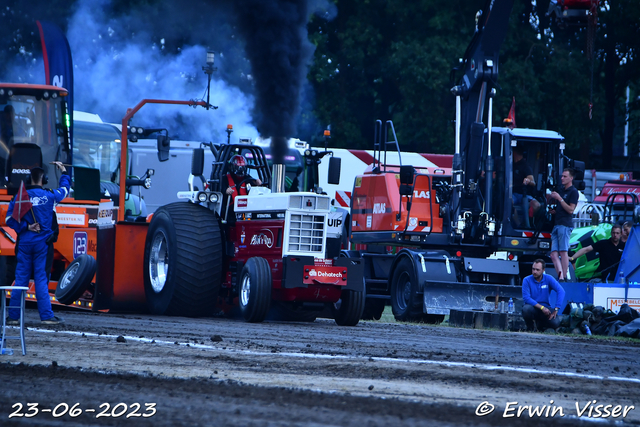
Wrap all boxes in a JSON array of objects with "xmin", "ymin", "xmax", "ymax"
[{"xmin": 2, "ymin": 309, "xmax": 640, "ymax": 426}]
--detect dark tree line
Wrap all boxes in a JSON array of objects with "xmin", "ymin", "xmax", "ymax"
[
  {"xmin": 308, "ymin": 0, "xmax": 640, "ymax": 169},
  {"xmin": 2, "ymin": 0, "xmax": 639, "ymax": 169}
]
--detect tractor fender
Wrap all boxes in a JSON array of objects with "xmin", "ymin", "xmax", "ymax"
[
  {"xmin": 387, "ymin": 249, "xmax": 459, "ymax": 293},
  {"xmin": 340, "ymin": 249, "xmax": 362, "ymax": 260}
]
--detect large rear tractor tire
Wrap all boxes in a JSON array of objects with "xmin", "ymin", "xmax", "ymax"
[
  {"xmin": 239, "ymin": 257, "xmax": 272, "ymax": 323},
  {"xmin": 143, "ymin": 202, "xmax": 222, "ymax": 317},
  {"xmin": 390, "ymin": 257, "xmax": 424, "ymax": 322},
  {"xmin": 332, "ymin": 289, "xmax": 365, "ymax": 326}
]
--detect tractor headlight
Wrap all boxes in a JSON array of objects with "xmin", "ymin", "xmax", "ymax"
[
  {"xmin": 209, "ymin": 193, "xmax": 218, "ymax": 203},
  {"xmin": 198, "ymin": 192, "xmax": 207, "ymax": 202},
  {"xmin": 144, "ymin": 177, "xmax": 152, "ymax": 189}
]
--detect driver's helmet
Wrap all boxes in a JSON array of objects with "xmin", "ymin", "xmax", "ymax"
[{"xmin": 229, "ymin": 154, "xmax": 247, "ymax": 176}]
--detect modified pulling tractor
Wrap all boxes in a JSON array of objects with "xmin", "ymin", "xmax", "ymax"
[{"xmin": 143, "ymin": 138, "xmax": 366, "ymax": 325}]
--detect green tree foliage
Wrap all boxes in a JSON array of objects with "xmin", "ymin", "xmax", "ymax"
[
  {"xmin": 2, "ymin": 0, "xmax": 638, "ymax": 168},
  {"xmin": 309, "ymin": 0, "xmax": 640, "ymax": 170}
]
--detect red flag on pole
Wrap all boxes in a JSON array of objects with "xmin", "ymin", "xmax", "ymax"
[
  {"xmin": 504, "ymin": 97, "xmax": 516, "ymax": 129},
  {"xmin": 11, "ymin": 181, "xmax": 33, "ymax": 222}
]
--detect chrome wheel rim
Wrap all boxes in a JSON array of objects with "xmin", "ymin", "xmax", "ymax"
[
  {"xmin": 59, "ymin": 263, "xmax": 80, "ymax": 290},
  {"xmin": 149, "ymin": 231, "xmax": 168, "ymax": 293},
  {"xmin": 241, "ymin": 275, "xmax": 251, "ymax": 307}
]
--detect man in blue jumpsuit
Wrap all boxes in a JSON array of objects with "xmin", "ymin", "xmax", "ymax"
[
  {"xmin": 6, "ymin": 162, "xmax": 70, "ymax": 324},
  {"xmin": 522, "ymin": 259, "xmax": 566, "ymax": 332}
]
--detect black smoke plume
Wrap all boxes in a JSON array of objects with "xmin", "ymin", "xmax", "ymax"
[{"xmin": 233, "ymin": 0, "xmax": 315, "ymax": 164}]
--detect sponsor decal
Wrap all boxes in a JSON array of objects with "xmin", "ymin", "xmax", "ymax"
[
  {"xmin": 30, "ymin": 196, "xmax": 49, "ymax": 206},
  {"xmin": 355, "ymin": 177, "xmax": 362, "ymax": 188},
  {"xmin": 12, "ymin": 169, "xmax": 31, "ymax": 174},
  {"xmin": 413, "ymin": 190, "xmax": 430, "ymax": 199},
  {"xmin": 97, "ymin": 201, "xmax": 114, "ymax": 227},
  {"xmin": 327, "ymin": 211, "xmax": 343, "ymax": 229},
  {"xmin": 366, "ymin": 215, "xmax": 372, "ymax": 228},
  {"xmin": 57, "ymin": 213, "xmax": 87, "ymax": 226},
  {"xmin": 303, "ymin": 265, "xmax": 347, "ymax": 285},
  {"xmin": 250, "ymin": 228, "xmax": 274, "ymax": 248},
  {"xmin": 237, "ymin": 198, "xmax": 248, "ymax": 208},
  {"xmin": 241, "ymin": 230, "xmax": 246, "ymax": 244},
  {"xmin": 603, "ymin": 186, "xmax": 640, "ymax": 196},
  {"xmin": 373, "ymin": 203, "xmax": 386, "ymax": 214},
  {"xmin": 328, "ymin": 217, "xmax": 342, "ymax": 227},
  {"xmin": 73, "ymin": 231, "xmax": 87, "ymax": 259},
  {"xmin": 607, "ymin": 298, "xmax": 640, "ymax": 313}
]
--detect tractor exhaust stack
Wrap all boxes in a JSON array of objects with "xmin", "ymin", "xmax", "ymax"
[{"xmin": 271, "ymin": 163, "xmax": 286, "ymax": 193}]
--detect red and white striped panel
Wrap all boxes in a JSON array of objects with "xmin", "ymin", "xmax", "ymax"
[
  {"xmin": 335, "ymin": 191, "xmax": 351, "ymax": 208},
  {"xmin": 394, "ymin": 222, "xmax": 431, "ymax": 233},
  {"xmin": 407, "ymin": 224, "xmax": 431, "ymax": 232},
  {"xmin": 523, "ymin": 232, "xmax": 551, "ymax": 238}
]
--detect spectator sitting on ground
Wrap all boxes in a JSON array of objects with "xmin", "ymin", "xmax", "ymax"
[
  {"xmin": 522, "ymin": 259, "xmax": 566, "ymax": 332},
  {"xmin": 570, "ymin": 224, "xmax": 625, "ymax": 282}
]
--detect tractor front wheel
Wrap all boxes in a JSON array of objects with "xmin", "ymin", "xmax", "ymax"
[
  {"xmin": 332, "ymin": 289, "xmax": 365, "ymax": 326},
  {"xmin": 239, "ymin": 257, "xmax": 272, "ymax": 323}
]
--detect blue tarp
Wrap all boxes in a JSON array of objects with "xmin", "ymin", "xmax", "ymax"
[{"xmin": 616, "ymin": 225, "xmax": 639, "ymax": 284}]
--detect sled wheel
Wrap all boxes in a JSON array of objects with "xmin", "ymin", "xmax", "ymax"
[
  {"xmin": 361, "ymin": 298, "xmax": 386, "ymax": 321},
  {"xmin": 55, "ymin": 254, "xmax": 96, "ymax": 305},
  {"xmin": 239, "ymin": 257, "xmax": 272, "ymax": 323},
  {"xmin": 269, "ymin": 302, "xmax": 318, "ymax": 323},
  {"xmin": 143, "ymin": 202, "xmax": 222, "ymax": 316}
]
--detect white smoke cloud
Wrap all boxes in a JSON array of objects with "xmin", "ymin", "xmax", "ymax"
[{"xmin": 67, "ymin": 0, "xmax": 257, "ymax": 143}]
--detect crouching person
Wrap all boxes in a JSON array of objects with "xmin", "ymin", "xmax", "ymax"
[{"xmin": 522, "ymin": 259, "xmax": 566, "ymax": 332}]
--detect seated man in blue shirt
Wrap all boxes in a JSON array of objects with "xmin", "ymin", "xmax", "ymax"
[{"xmin": 522, "ymin": 259, "xmax": 566, "ymax": 332}]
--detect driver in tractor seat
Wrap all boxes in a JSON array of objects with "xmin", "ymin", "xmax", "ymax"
[{"xmin": 223, "ymin": 154, "xmax": 262, "ymax": 221}]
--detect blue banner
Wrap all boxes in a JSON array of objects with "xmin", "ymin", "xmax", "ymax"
[{"xmin": 37, "ymin": 20, "xmax": 73, "ymax": 144}]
